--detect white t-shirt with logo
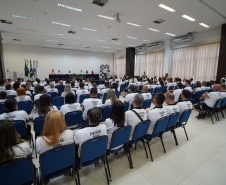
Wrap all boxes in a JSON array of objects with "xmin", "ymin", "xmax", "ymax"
[
  {"xmin": 74, "ymin": 124, "xmax": 107, "ymax": 156},
  {"xmin": 0, "ymin": 110, "xmax": 29, "ymax": 122},
  {"xmin": 173, "ymin": 89, "xmax": 183, "ymax": 103},
  {"xmin": 125, "ymin": 108, "xmax": 147, "ymax": 140},
  {"xmin": 125, "ymin": 93, "xmax": 138, "ymax": 109},
  {"xmin": 34, "ymin": 93, "xmax": 49, "ymax": 102},
  {"xmin": 220, "ymin": 92, "xmax": 226, "ymax": 100},
  {"xmin": 11, "ymin": 142, "xmax": 32, "ymax": 159},
  {"xmin": 0, "ymin": 86, "xmax": 5, "ymax": 92},
  {"xmin": 60, "ymin": 103, "xmax": 82, "ymax": 118},
  {"xmin": 82, "ymin": 98, "xmax": 102, "ymax": 120},
  {"xmin": 104, "ymin": 99, "xmax": 112, "ymax": 107},
  {"xmin": 164, "ymin": 104, "xmax": 180, "ymax": 116},
  {"xmin": 36, "ymin": 130, "xmax": 74, "ymax": 154},
  {"xmin": 147, "ymin": 107, "xmax": 167, "ymax": 134},
  {"xmin": 195, "ymin": 87, "xmax": 202, "ymax": 92},
  {"xmin": 30, "ymin": 106, "xmax": 59, "ymax": 121},
  {"xmin": 6, "ymin": 90, "xmax": 17, "ymax": 96},
  {"xmin": 177, "ymin": 101, "xmax": 192, "ymax": 115},
  {"xmin": 204, "ymin": 92, "xmax": 221, "ymax": 108},
  {"xmin": 141, "ymin": 92, "xmax": 152, "ymax": 101},
  {"xmin": 16, "ymin": 96, "xmax": 32, "ymax": 103},
  {"xmin": 26, "ymin": 91, "xmax": 32, "ymax": 96},
  {"xmin": 184, "ymin": 86, "xmax": 193, "ymax": 92},
  {"xmin": 47, "ymin": 88, "xmax": 58, "ymax": 93},
  {"xmin": 76, "ymin": 89, "xmax": 89, "ymax": 103}
]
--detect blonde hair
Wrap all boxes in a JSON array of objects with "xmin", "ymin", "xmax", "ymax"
[
  {"xmin": 107, "ymin": 89, "xmax": 117, "ymax": 105},
  {"xmin": 26, "ymin": 82, "xmax": 31, "ymax": 91},
  {"xmin": 49, "ymin": 82, "xmax": 55, "ymax": 88},
  {"xmin": 42, "ymin": 111, "xmax": 66, "ymax": 146},
  {"xmin": 64, "ymin": 84, "xmax": 72, "ymax": 94}
]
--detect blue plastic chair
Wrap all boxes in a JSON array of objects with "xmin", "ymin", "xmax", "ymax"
[
  {"xmin": 115, "ymin": 91, "xmax": 120, "ymax": 99},
  {"xmin": 7, "ymin": 95, "xmax": 16, "ymax": 99},
  {"xmin": 219, "ymin": 98, "xmax": 226, "ymax": 118},
  {"xmin": 107, "ymin": 126, "xmax": 132, "ymax": 172},
  {"xmin": 190, "ymin": 91, "xmax": 203, "ymax": 104},
  {"xmin": 176, "ymin": 109, "xmax": 192, "ymax": 140},
  {"xmin": 144, "ymin": 117, "xmax": 169, "ymax": 161},
  {"xmin": 0, "ymin": 103, "xmax": 4, "ymax": 114},
  {"xmin": 201, "ymin": 99, "xmax": 222, "ymax": 124},
  {"xmin": 18, "ymin": 101, "xmax": 33, "ymax": 113},
  {"xmin": 120, "ymin": 84, "xmax": 125, "ymax": 92},
  {"xmin": 74, "ymin": 136, "xmax": 110, "ymax": 185},
  {"xmin": 159, "ymin": 86, "xmax": 167, "ymax": 94},
  {"xmin": 148, "ymin": 88, "xmax": 153, "ymax": 94},
  {"xmin": 138, "ymin": 85, "xmax": 143, "ymax": 91},
  {"xmin": 65, "ymin": 111, "xmax": 82, "ymax": 129},
  {"xmin": 13, "ymin": 120, "xmax": 34, "ymax": 148},
  {"xmin": 102, "ymin": 106, "xmax": 113, "ymax": 122},
  {"xmin": 47, "ymin": 92, "xmax": 57, "ymax": 98},
  {"xmin": 52, "ymin": 97, "xmax": 64, "ymax": 109},
  {"xmin": 39, "ymin": 144, "xmax": 74, "ymax": 183},
  {"xmin": 169, "ymin": 86, "xmax": 174, "ymax": 90},
  {"xmin": 164, "ymin": 112, "xmax": 180, "ymax": 145},
  {"xmin": 124, "ymin": 102, "xmax": 129, "ymax": 112},
  {"xmin": 79, "ymin": 94, "xmax": 90, "ymax": 104},
  {"xmin": 0, "ymin": 157, "xmax": 38, "ymax": 185},
  {"xmin": 142, "ymin": 99, "xmax": 152, "ymax": 109},
  {"xmin": 125, "ymin": 82, "xmax": 129, "ymax": 87},
  {"xmin": 152, "ymin": 87, "xmax": 160, "ymax": 96},
  {"xmin": 102, "ymin": 93, "xmax": 107, "ymax": 103},
  {"xmin": 34, "ymin": 99, "xmax": 39, "ymax": 107}
]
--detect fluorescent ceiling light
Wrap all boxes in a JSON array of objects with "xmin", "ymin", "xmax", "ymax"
[
  {"xmin": 83, "ymin": 28, "xmax": 97, "ymax": 32},
  {"xmin": 126, "ymin": 22, "xmax": 141, "ymax": 27},
  {"xmin": 199, "ymin": 23, "xmax": 210, "ymax": 28},
  {"xmin": 158, "ymin": 4, "xmax": 176, "ymax": 12},
  {"xmin": 182, "ymin": 15, "xmax": 195, "ymax": 21},
  {"xmin": 49, "ymin": 32, "xmax": 64, "ymax": 36},
  {"xmin": 97, "ymin": 14, "xmax": 115, "ymax": 20},
  {"xmin": 47, "ymin": 40, "xmax": 59, "ymax": 42},
  {"xmin": 128, "ymin": 44, "xmax": 136, "ymax": 47},
  {"xmin": 17, "ymin": 28, "xmax": 36, "ymax": 32},
  {"xmin": 148, "ymin": 28, "xmax": 160, "ymax": 32},
  {"xmin": 57, "ymin": 3, "xmax": 83, "ymax": 12},
  {"xmin": 143, "ymin": 40, "xmax": 150, "ymax": 42},
  {"xmin": 12, "ymin": 15, "xmax": 36, "ymax": 20},
  {"xmin": 101, "ymin": 46, "xmax": 110, "ymax": 48},
  {"xmin": 165, "ymin": 33, "xmax": 176, "ymax": 37},
  {"xmin": 127, "ymin": 36, "xmax": 138, "ymax": 39},
  {"xmin": 52, "ymin": 22, "xmax": 70, "ymax": 27},
  {"xmin": 95, "ymin": 39, "xmax": 105, "ymax": 42}
]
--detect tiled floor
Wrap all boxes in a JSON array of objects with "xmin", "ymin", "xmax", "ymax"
[{"xmin": 31, "ymin": 107, "xmax": 226, "ymax": 185}]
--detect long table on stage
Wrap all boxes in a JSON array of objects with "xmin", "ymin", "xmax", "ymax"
[{"xmin": 49, "ymin": 74, "xmax": 99, "ymax": 80}]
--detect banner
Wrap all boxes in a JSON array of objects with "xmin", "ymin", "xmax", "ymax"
[
  {"xmin": 30, "ymin": 59, "xmax": 33, "ymax": 78},
  {"xmin": 36, "ymin": 60, "xmax": 39, "ymax": 78},
  {"xmin": 33, "ymin": 60, "xmax": 36, "ymax": 78},
  {"xmin": 24, "ymin": 59, "xmax": 29, "ymax": 77}
]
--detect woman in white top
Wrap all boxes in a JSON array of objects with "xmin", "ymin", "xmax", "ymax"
[
  {"xmin": 104, "ymin": 89, "xmax": 118, "ymax": 107},
  {"xmin": 105, "ymin": 100, "xmax": 127, "ymax": 149},
  {"xmin": 26, "ymin": 81, "xmax": 34, "ymax": 93},
  {"xmin": 193, "ymin": 81, "xmax": 202, "ymax": 95},
  {"xmin": 36, "ymin": 111, "xmax": 74, "ymax": 154},
  {"xmin": 60, "ymin": 93, "xmax": 81, "ymax": 118},
  {"xmin": 16, "ymin": 87, "xmax": 32, "ymax": 103},
  {"xmin": 0, "ymin": 120, "xmax": 32, "ymax": 163},
  {"xmin": 47, "ymin": 82, "xmax": 59, "ymax": 94},
  {"xmin": 61, "ymin": 84, "xmax": 75, "ymax": 98},
  {"xmin": 30, "ymin": 94, "xmax": 58, "ymax": 121}
]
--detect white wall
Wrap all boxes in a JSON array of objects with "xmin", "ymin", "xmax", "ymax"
[{"xmin": 3, "ymin": 44, "xmax": 114, "ymax": 80}]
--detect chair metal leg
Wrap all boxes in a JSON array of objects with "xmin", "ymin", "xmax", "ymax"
[
  {"xmin": 74, "ymin": 167, "xmax": 79, "ymax": 185},
  {"xmin": 221, "ymin": 109, "xmax": 225, "ymax": 119},
  {"xmin": 183, "ymin": 125, "xmax": 189, "ymax": 140},
  {"xmin": 125, "ymin": 144, "xmax": 133, "ymax": 169},
  {"xmin": 146, "ymin": 140, "xmax": 153, "ymax": 162},
  {"xmin": 102, "ymin": 157, "xmax": 110, "ymax": 185},
  {"xmin": 105, "ymin": 156, "xmax": 112, "ymax": 181},
  {"xmin": 135, "ymin": 143, "xmax": 137, "ymax": 150},
  {"xmin": 172, "ymin": 129, "xmax": 178, "ymax": 146},
  {"xmin": 76, "ymin": 167, "xmax": 81, "ymax": 185},
  {"xmin": 142, "ymin": 140, "xmax": 149, "ymax": 158},
  {"xmin": 159, "ymin": 134, "xmax": 166, "ymax": 153},
  {"xmin": 210, "ymin": 113, "xmax": 214, "ymax": 124}
]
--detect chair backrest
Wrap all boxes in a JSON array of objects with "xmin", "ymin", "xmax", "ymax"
[
  {"xmin": 169, "ymin": 86, "xmax": 174, "ymax": 90},
  {"xmin": 132, "ymin": 120, "xmax": 150, "ymax": 142},
  {"xmin": 115, "ymin": 91, "xmax": 120, "ymax": 99},
  {"xmin": 110, "ymin": 126, "xmax": 132, "ymax": 149},
  {"xmin": 34, "ymin": 117, "xmax": 46, "ymax": 136},
  {"xmin": 34, "ymin": 99, "xmax": 39, "ymax": 107},
  {"xmin": 79, "ymin": 94, "xmax": 90, "ymax": 104},
  {"xmin": 102, "ymin": 106, "xmax": 113, "ymax": 122},
  {"xmin": 97, "ymin": 93, "xmax": 100, "ymax": 99},
  {"xmin": 151, "ymin": 117, "xmax": 169, "ymax": 138},
  {"xmin": 103, "ymin": 93, "xmax": 107, "ymax": 102},
  {"xmin": 7, "ymin": 95, "xmax": 16, "ymax": 99},
  {"xmin": 159, "ymin": 86, "xmax": 167, "ymax": 94},
  {"xmin": 40, "ymin": 144, "xmax": 74, "ymax": 179},
  {"xmin": 165, "ymin": 112, "xmax": 180, "ymax": 131},
  {"xmin": 0, "ymin": 103, "xmax": 4, "ymax": 114},
  {"xmin": 120, "ymin": 84, "xmax": 125, "ymax": 91},
  {"xmin": 214, "ymin": 98, "xmax": 222, "ymax": 109},
  {"xmin": 52, "ymin": 97, "xmax": 64, "ymax": 107},
  {"xmin": 142, "ymin": 99, "xmax": 152, "ymax": 109},
  {"xmin": 193, "ymin": 91, "xmax": 203, "ymax": 99},
  {"xmin": 139, "ymin": 85, "xmax": 143, "ymax": 91},
  {"xmin": 148, "ymin": 88, "xmax": 153, "ymax": 94},
  {"xmin": 124, "ymin": 102, "xmax": 129, "ymax": 112},
  {"xmin": 80, "ymin": 136, "xmax": 108, "ymax": 166},
  {"xmin": 220, "ymin": 98, "xmax": 226, "ymax": 107},
  {"xmin": 153, "ymin": 87, "xmax": 160, "ymax": 94},
  {"xmin": 18, "ymin": 101, "xmax": 33, "ymax": 112},
  {"xmin": 48, "ymin": 92, "xmax": 57, "ymax": 98},
  {"xmin": 13, "ymin": 120, "xmax": 28, "ymax": 139},
  {"xmin": 178, "ymin": 95, "xmax": 182, "ymax": 102},
  {"xmin": 177, "ymin": 109, "xmax": 192, "ymax": 127},
  {"xmin": 65, "ymin": 111, "xmax": 82, "ymax": 129},
  {"xmin": 125, "ymin": 82, "xmax": 129, "ymax": 87},
  {"xmin": 0, "ymin": 157, "xmax": 36, "ymax": 185}
]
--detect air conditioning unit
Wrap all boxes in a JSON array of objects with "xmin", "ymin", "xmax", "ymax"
[
  {"xmin": 92, "ymin": 0, "xmax": 109, "ymax": 7},
  {"xmin": 135, "ymin": 45, "xmax": 146, "ymax": 52},
  {"xmin": 171, "ymin": 35, "xmax": 192, "ymax": 43},
  {"xmin": 146, "ymin": 42, "xmax": 163, "ymax": 48}
]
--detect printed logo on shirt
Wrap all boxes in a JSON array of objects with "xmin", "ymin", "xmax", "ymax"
[
  {"xmin": 68, "ymin": 105, "xmax": 78, "ymax": 111},
  {"xmin": 5, "ymin": 115, "xmax": 16, "ymax": 120},
  {"xmin": 19, "ymin": 97, "xmax": 25, "ymax": 101},
  {"xmin": 159, "ymin": 111, "xmax": 165, "ymax": 117},
  {"xmin": 81, "ymin": 91, "xmax": 86, "ymax": 94},
  {"xmin": 138, "ymin": 112, "xmax": 145, "ymax": 118},
  {"xmin": 90, "ymin": 130, "xmax": 101, "ymax": 138},
  {"xmin": 91, "ymin": 101, "xmax": 98, "ymax": 107},
  {"xmin": 173, "ymin": 108, "xmax": 178, "ymax": 112},
  {"xmin": 187, "ymin": 103, "xmax": 192, "ymax": 109}
]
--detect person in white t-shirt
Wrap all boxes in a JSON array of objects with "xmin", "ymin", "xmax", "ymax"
[
  {"xmin": 164, "ymin": 93, "xmax": 179, "ymax": 116},
  {"xmin": 177, "ymin": 89, "xmax": 192, "ymax": 116},
  {"xmin": 0, "ymin": 120, "xmax": 32, "ymax": 163},
  {"xmin": 76, "ymin": 82, "xmax": 89, "ymax": 103},
  {"xmin": 201, "ymin": 81, "xmax": 207, "ymax": 91},
  {"xmin": 166, "ymin": 78, "xmax": 174, "ymax": 90},
  {"xmin": 74, "ymin": 107, "xmax": 107, "ymax": 157},
  {"xmin": 0, "ymin": 79, "xmax": 6, "ymax": 92},
  {"xmin": 47, "ymin": 82, "xmax": 58, "ymax": 94},
  {"xmin": 126, "ymin": 94, "xmax": 147, "ymax": 140},
  {"xmin": 16, "ymin": 87, "xmax": 32, "ymax": 103},
  {"xmin": 82, "ymin": 88, "xmax": 102, "ymax": 121},
  {"xmin": 146, "ymin": 93, "xmax": 167, "ymax": 135},
  {"xmin": 184, "ymin": 80, "xmax": 193, "ymax": 92},
  {"xmin": 5, "ymin": 84, "xmax": 17, "ymax": 96},
  {"xmin": 220, "ymin": 84, "xmax": 226, "ymax": 100},
  {"xmin": 0, "ymin": 91, "xmax": 7, "ymax": 103},
  {"xmin": 193, "ymin": 81, "xmax": 202, "ymax": 95},
  {"xmin": 34, "ymin": 86, "xmax": 47, "ymax": 102},
  {"xmin": 141, "ymin": 85, "xmax": 152, "ymax": 100},
  {"xmin": 30, "ymin": 94, "xmax": 58, "ymax": 121},
  {"xmin": 124, "ymin": 84, "xmax": 138, "ymax": 110},
  {"xmin": 100, "ymin": 82, "xmax": 110, "ymax": 100},
  {"xmin": 60, "ymin": 93, "xmax": 82, "ymax": 119},
  {"xmin": 193, "ymin": 85, "xmax": 221, "ymax": 118},
  {"xmin": 104, "ymin": 89, "xmax": 118, "ymax": 107},
  {"xmin": 105, "ymin": 100, "xmax": 127, "ymax": 149},
  {"xmin": 36, "ymin": 111, "xmax": 74, "ymax": 154},
  {"xmin": 61, "ymin": 84, "xmax": 75, "ymax": 98},
  {"xmin": 166, "ymin": 82, "xmax": 183, "ymax": 103}
]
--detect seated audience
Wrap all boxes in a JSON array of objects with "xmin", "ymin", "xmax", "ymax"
[
  {"xmin": 184, "ymin": 80, "xmax": 193, "ymax": 92},
  {"xmin": 124, "ymin": 84, "xmax": 138, "ymax": 110},
  {"xmin": 0, "ymin": 91, "xmax": 7, "ymax": 103},
  {"xmin": 76, "ymin": 82, "xmax": 89, "ymax": 103},
  {"xmin": 5, "ymin": 84, "xmax": 17, "ymax": 96},
  {"xmin": 104, "ymin": 89, "xmax": 117, "ymax": 107},
  {"xmin": 0, "ymin": 80, "xmax": 6, "ymax": 92},
  {"xmin": 36, "ymin": 111, "xmax": 74, "ymax": 154},
  {"xmin": 201, "ymin": 81, "xmax": 207, "ymax": 91},
  {"xmin": 100, "ymin": 82, "xmax": 110, "ymax": 100},
  {"xmin": 61, "ymin": 84, "xmax": 75, "ymax": 98},
  {"xmin": 164, "ymin": 93, "xmax": 179, "ymax": 116},
  {"xmin": 16, "ymin": 87, "xmax": 32, "ymax": 102},
  {"xmin": 193, "ymin": 81, "xmax": 202, "ymax": 95},
  {"xmin": 177, "ymin": 89, "xmax": 192, "ymax": 116},
  {"xmin": 34, "ymin": 85, "xmax": 46, "ymax": 101},
  {"xmin": 141, "ymin": 85, "xmax": 152, "ymax": 100},
  {"xmin": 47, "ymin": 82, "xmax": 58, "ymax": 94},
  {"xmin": 173, "ymin": 82, "xmax": 183, "ymax": 103},
  {"xmin": 220, "ymin": 84, "xmax": 226, "ymax": 100}
]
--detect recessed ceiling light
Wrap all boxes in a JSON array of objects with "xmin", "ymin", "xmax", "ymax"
[
  {"xmin": 108, "ymin": 32, "xmax": 118, "ymax": 36},
  {"xmin": 95, "ymin": 39, "xmax": 106, "ymax": 42},
  {"xmin": 113, "ymin": 42, "xmax": 121, "ymax": 44},
  {"xmin": 165, "ymin": 33, "xmax": 176, "ymax": 37},
  {"xmin": 126, "ymin": 22, "xmax": 141, "ymax": 27},
  {"xmin": 148, "ymin": 28, "xmax": 160, "ymax": 32},
  {"xmin": 158, "ymin": 4, "xmax": 176, "ymax": 12},
  {"xmin": 182, "ymin": 15, "xmax": 195, "ymax": 22},
  {"xmin": 83, "ymin": 28, "xmax": 97, "ymax": 32},
  {"xmin": 52, "ymin": 22, "xmax": 70, "ymax": 27},
  {"xmin": 199, "ymin": 23, "xmax": 210, "ymax": 28},
  {"xmin": 143, "ymin": 40, "xmax": 150, "ymax": 42},
  {"xmin": 49, "ymin": 32, "xmax": 64, "ymax": 36},
  {"xmin": 57, "ymin": 3, "xmax": 83, "ymax": 12},
  {"xmin": 97, "ymin": 14, "xmax": 115, "ymax": 20},
  {"xmin": 47, "ymin": 40, "xmax": 59, "ymax": 42},
  {"xmin": 101, "ymin": 46, "xmax": 110, "ymax": 48},
  {"xmin": 128, "ymin": 44, "xmax": 136, "ymax": 47},
  {"xmin": 12, "ymin": 15, "xmax": 36, "ymax": 20},
  {"xmin": 127, "ymin": 36, "xmax": 138, "ymax": 39}
]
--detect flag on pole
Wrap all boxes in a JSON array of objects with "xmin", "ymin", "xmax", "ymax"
[
  {"xmin": 36, "ymin": 60, "xmax": 39, "ymax": 78},
  {"xmin": 33, "ymin": 60, "xmax": 36, "ymax": 78},
  {"xmin": 29, "ymin": 59, "xmax": 33, "ymax": 78},
  {"xmin": 24, "ymin": 59, "xmax": 29, "ymax": 77}
]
